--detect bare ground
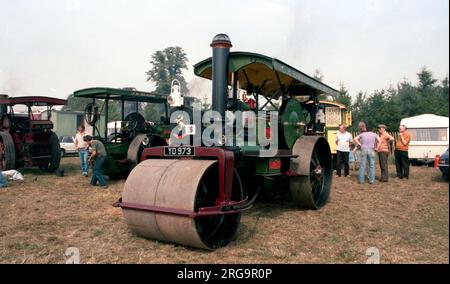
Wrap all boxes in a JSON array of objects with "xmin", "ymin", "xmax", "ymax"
[{"xmin": 0, "ymin": 157, "xmax": 448, "ymax": 264}]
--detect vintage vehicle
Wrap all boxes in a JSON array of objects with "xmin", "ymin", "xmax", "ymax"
[
  {"xmin": 438, "ymin": 148, "xmax": 449, "ymax": 180},
  {"xmin": 59, "ymin": 136, "xmax": 77, "ymax": 157},
  {"xmin": 73, "ymin": 87, "xmax": 175, "ymax": 177},
  {"xmin": 401, "ymin": 114, "xmax": 449, "ymax": 165},
  {"xmin": 113, "ymin": 34, "xmax": 339, "ymax": 249},
  {"xmin": 0, "ymin": 95, "xmax": 67, "ymax": 172}
]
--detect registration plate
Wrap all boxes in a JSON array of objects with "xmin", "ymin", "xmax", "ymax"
[{"xmin": 164, "ymin": 146, "xmax": 195, "ymax": 157}]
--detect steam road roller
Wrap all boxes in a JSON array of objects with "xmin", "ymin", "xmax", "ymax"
[{"xmin": 114, "ymin": 34, "xmax": 337, "ymax": 249}]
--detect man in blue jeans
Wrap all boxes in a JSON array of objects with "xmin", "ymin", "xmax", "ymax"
[
  {"xmin": 73, "ymin": 125, "xmax": 89, "ymax": 177},
  {"xmin": 84, "ymin": 135, "xmax": 108, "ymax": 189},
  {"xmin": 354, "ymin": 122, "xmax": 381, "ymax": 185}
]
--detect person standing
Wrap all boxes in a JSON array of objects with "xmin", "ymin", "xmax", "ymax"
[
  {"xmin": 354, "ymin": 123, "xmax": 381, "ymax": 185},
  {"xmin": 84, "ymin": 135, "xmax": 108, "ymax": 189},
  {"xmin": 335, "ymin": 124, "xmax": 353, "ymax": 177},
  {"xmin": 74, "ymin": 125, "xmax": 89, "ymax": 177},
  {"xmin": 376, "ymin": 124, "xmax": 394, "ymax": 182},
  {"xmin": 395, "ymin": 125, "xmax": 411, "ymax": 180}
]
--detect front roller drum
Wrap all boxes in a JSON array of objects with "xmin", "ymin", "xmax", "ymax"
[
  {"xmin": 121, "ymin": 159, "xmax": 242, "ymax": 250},
  {"xmin": 289, "ymin": 136, "xmax": 332, "ymax": 209}
]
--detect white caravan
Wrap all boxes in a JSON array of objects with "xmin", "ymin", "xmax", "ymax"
[{"xmin": 400, "ymin": 114, "xmax": 449, "ymax": 164}]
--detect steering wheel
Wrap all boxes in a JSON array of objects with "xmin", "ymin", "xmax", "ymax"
[
  {"xmin": 84, "ymin": 103, "xmax": 100, "ymax": 126},
  {"xmin": 107, "ymin": 132, "xmax": 123, "ymax": 143},
  {"xmin": 123, "ymin": 112, "xmax": 145, "ymax": 132}
]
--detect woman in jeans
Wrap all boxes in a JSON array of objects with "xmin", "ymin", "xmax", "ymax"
[
  {"xmin": 73, "ymin": 125, "xmax": 89, "ymax": 177},
  {"xmin": 354, "ymin": 123, "xmax": 381, "ymax": 185}
]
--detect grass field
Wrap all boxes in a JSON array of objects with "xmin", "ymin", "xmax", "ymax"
[{"xmin": 0, "ymin": 157, "xmax": 448, "ymax": 264}]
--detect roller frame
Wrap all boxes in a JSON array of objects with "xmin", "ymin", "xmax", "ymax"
[{"xmin": 114, "ymin": 146, "xmax": 253, "ymax": 218}]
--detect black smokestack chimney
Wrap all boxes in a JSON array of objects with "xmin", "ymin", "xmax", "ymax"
[{"xmin": 210, "ymin": 34, "xmax": 232, "ymax": 120}]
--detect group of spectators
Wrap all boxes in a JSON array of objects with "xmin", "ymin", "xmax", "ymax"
[{"xmin": 335, "ymin": 122, "xmax": 411, "ymax": 184}]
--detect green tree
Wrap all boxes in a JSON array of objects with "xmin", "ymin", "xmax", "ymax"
[
  {"xmin": 417, "ymin": 66, "xmax": 438, "ymax": 91},
  {"xmin": 62, "ymin": 94, "xmax": 91, "ymax": 112},
  {"xmin": 348, "ymin": 67, "xmax": 448, "ymax": 133},
  {"xmin": 383, "ymin": 86, "xmax": 402, "ymax": 130},
  {"xmin": 365, "ymin": 90, "xmax": 401, "ymax": 131},
  {"xmin": 336, "ymin": 83, "xmax": 352, "ymax": 109},
  {"xmin": 313, "ymin": 69, "xmax": 334, "ymax": 101},
  {"xmin": 439, "ymin": 75, "xmax": 449, "ymax": 116},
  {"xmin": 441, "ymin": 75, "xmax": 449, "ymax": 95},
  {"xmin": 440, "ymin": 74, "xmax": 449, "ymax": 116},
  {"xmin": 107, "ymin": 101, "xmax": 121, "ymax": 121},
  {"xmin": 351, "ymin": 91, "xmax": 368, "ymax": 131},
  {"xmin": 144, "ymin": 103, "xmax": 166, "ymax": 123},
  {"xmin": 416, "ymin": 70, "xmax": 449, "ymax": 117},
  {"xmin": 146, "ymin": 46, "xmax": 189, "ymax": 95},
  {"xmin": 394, "ymin": 79, "xmax": 421, "ymax": 117}
]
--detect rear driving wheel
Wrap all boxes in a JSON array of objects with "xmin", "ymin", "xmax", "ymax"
[
  {"xmin": 127, "ymin": 134, "xmax": 167, "ymax": 171},
  {"xmin": 39, "ymin": 132, "xmax": 61, "ymax": 172},
  {"xmin": 0, "ymin": 131, "xmax": 15, "ymax": 171},
  {"xmin": 289, "ymin": 136, "xmax": 332, "ymax": 209}
]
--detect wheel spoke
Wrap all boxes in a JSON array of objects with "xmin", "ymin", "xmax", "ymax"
[
  {"xmin": 315, "ymin": 178, "xmax": 324, "ymax": 200},
  {"xmin": 312, "ymin": 150, "xmax": 320, "ymax": 167},
  {"xmin": 311, "ymin": 151, "xmax": 321, "ymax": 172}
]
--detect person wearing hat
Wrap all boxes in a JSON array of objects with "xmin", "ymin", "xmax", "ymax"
[{"xmin": 376, "ymin": 124, "xmax": 394, "ymax": 182}]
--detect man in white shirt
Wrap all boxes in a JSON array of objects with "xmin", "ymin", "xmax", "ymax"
[
  {"xmin": 73, "ymin": 125, "xmax": 89, "ymax": 177},
  {"xmin": 335, "ymin": 124, "xmax": 353, "ymax": 177}
]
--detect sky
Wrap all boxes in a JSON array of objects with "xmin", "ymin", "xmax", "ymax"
[{"xmin": 0, "ymin": 0, "xmax": 448, "ymax": 102}]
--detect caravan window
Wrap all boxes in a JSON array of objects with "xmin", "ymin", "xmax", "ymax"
[{"xmin": 409, "ymin": 128, "xmax": 448, "ymax": 142}]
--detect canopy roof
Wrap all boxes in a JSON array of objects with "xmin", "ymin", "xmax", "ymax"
[
  {"xmin": 0, "ymin": 96, "xmax": 67, "ymax": 107},
  {"xmin": 194, "ymin": 52, "xmax": 338, "ymax": 99},
  {"xmin": 74, "ymin": 87, "xmax": 167, "ymax": 104}
]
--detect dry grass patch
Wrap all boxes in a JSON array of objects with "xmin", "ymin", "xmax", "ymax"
[{"xmin": 0, "ymin": 157, "xmax": 448, "ymax": 263}]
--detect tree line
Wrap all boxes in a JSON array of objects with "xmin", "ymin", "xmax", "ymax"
[{"xmin": 335, "ymin": 67, "xmax": 449, "ymax": 132}]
